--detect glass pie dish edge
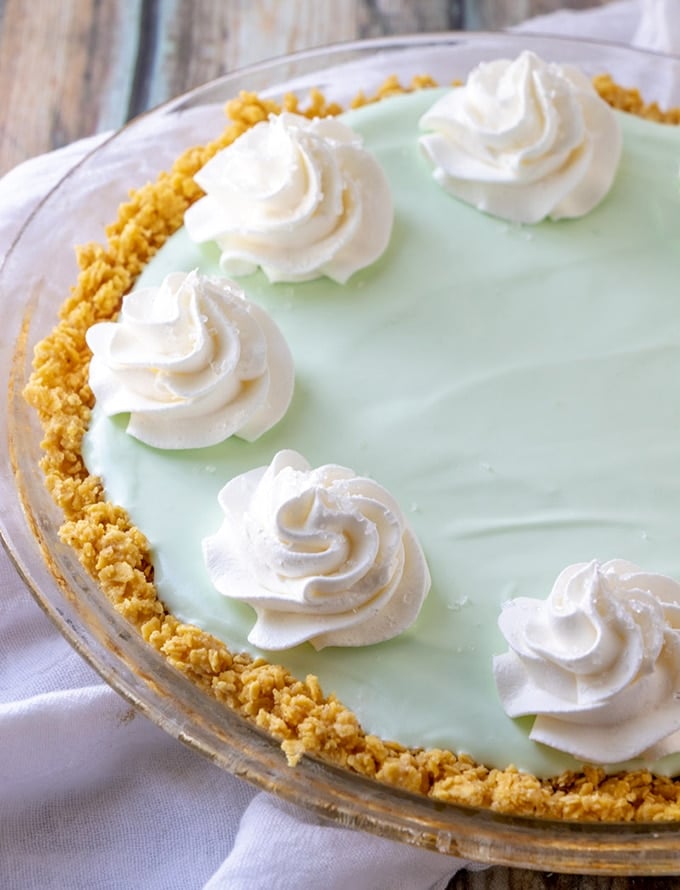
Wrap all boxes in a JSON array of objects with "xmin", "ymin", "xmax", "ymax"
[{"xmin": 2, "ymin": 33, "xmax": 680, "ymax": 874}]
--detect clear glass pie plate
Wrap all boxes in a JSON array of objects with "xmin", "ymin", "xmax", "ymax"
[{"xmin": 3, "ymin": 33, "xmax": 680, "ymax": 875}]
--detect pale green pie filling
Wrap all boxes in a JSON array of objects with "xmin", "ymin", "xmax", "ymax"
[{"xmin": 84, "ymin": 89, "xmax": 680, "ymax": 778}]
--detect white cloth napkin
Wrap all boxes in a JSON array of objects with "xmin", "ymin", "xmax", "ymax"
[
  {"xmin": 1, "ymin": 2, "xmax": 677, "ymax": 887},
  {"xmin": 518, "ymin": 0, "xmax": 680, "ymax": 54}
]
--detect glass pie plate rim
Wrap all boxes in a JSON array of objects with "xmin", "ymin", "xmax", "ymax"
[{"xmin": 3, "ymin": 31, "xmax": 680, "ymax": 875}]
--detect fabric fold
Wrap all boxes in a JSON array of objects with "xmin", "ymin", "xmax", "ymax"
[{"xmin": 203, "ymin": 794, "xmax": 470, "ymax": 890}]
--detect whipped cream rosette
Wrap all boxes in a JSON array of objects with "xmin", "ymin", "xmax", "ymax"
[
  {"xmin": 202, "ymin": 449, "xmax": 431, "ymax": 650},
  {"xmin": 86, "ymin": 270, "xmax": 294, "ymax": 449},
  {"xmin": 494, "ymin": 559, "xmax": 680, "ymax": 763},
  {"xmin": 419, "ymin": 50, "xmax": 622, "ymax": 224},
  {"xmin": 184, "ymin": 112, "xmax": 393, "ymax": 283}
]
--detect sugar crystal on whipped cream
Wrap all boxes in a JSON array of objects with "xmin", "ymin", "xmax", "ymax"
[
  {"xmin": 184, "ymin": 112, "xmax": 393, "ymax": 283},
  {"xmin": 202, "ymin": 449, "xmax": 431, "ymax": 650},
  {"xmin": 494, "ymin": 559, "xmax": 680, "ymax": 763},
  {"xmin": 86, "ymin": 270, "xmax": 294, "ymax": 449},
  {"xmin": 419, "ymin": 50, "xmax": 622, "ymax": 224}
]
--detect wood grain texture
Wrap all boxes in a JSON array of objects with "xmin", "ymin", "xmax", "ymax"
[
  {"xmin": 0, "ymin": 0, "xmax": 466, "ymax": 174},
  {"xmin": 0, "ymin": 0, "xmax": 133, "ymax": 173},
  {"xmin": 0, "ymin": 0, "xmax": 612, "ymax": 173},
  {"xmin": 464, "ymin": 0, "xmax": 612, "ymax": 28},
  {"xmin": 127, "ymin": 0, "xmax": 466, "ymax": 114},
  {"xmin": 0, "ymin": 2, "xmax": 666, "ymax": 888}
]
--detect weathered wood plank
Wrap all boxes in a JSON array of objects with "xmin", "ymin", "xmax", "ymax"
[
  {"xmin": 0, "ymin": 0, "xmax": 139, "ymax": 173},
  {"xmin": 138, "ymin": 0, "xmax": 463, "ymax": 112},
  {"xmin": 0, "ymin": 0, "xmax": 464, "ymax": 174},
  {"xmin": 463, "ymin": 0, "xmax": 613, "ymax": 29},
  {"xmin": 0, "ymin": 0, "xmax": 615, "ymax": 174}
]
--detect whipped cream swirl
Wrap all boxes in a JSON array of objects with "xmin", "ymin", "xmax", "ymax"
[
  {"xmin": 494, "ymin": 559, "xmax": 680, "ymax": 763},
  {"xmin": 419, "ymin": 51, "xmax": 622, "ymax": 224},
  {"xmin": 203, "ymin": 449, "xmax": 431, "ymax": 650},
  {"xmin": 86, "ymin": 271, "xmax": 294, "ymax": 449},
  {"xmin": 184, "ymin": 112, "xmax": 393, "ymax": 283}
]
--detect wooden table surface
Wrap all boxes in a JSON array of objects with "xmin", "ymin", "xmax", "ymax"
[
  {"xmin": 2, "ymin": 1, "xmax": 678, "ymax": 887},
  {"xmin": 1, "ymin": 0, "xmax": 617, "ymax": 175}
]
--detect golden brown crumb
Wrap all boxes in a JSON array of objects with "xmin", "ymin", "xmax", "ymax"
[
  {"xmin": 594, "ymin": 73, "xmax": 680, "ymax": 124},
  {"xmin": 22, "ymin": 77, "xmax": 680, "ymax": 822}
]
